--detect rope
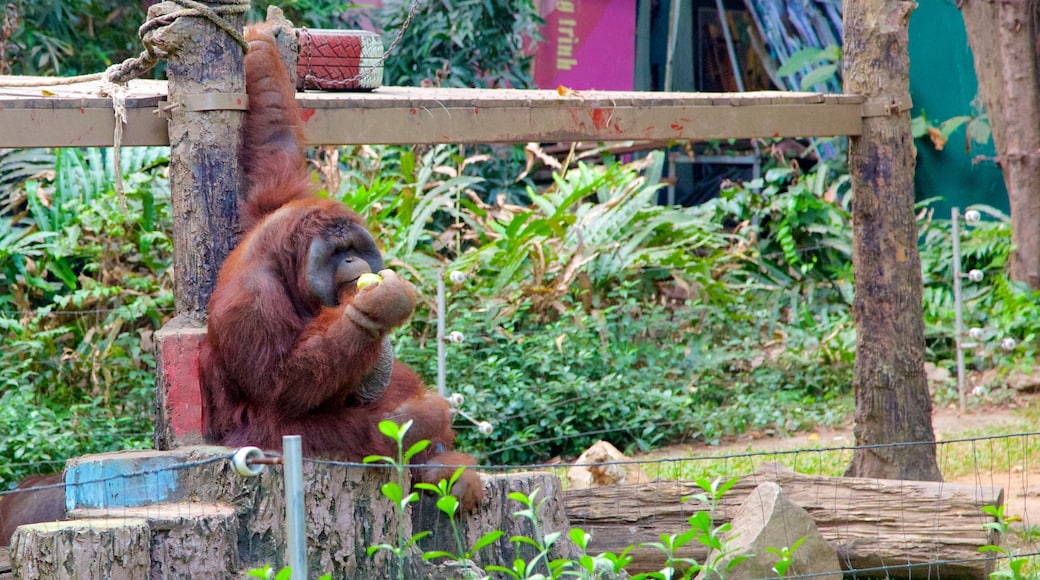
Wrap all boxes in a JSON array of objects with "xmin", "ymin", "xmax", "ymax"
[
  {"xmin": 99, "ymin": 79, "xmax": 129, "ymax": 209},
  {"xmin": 0, "ymin": 0, "xmax": 249, "ymax": 207}
]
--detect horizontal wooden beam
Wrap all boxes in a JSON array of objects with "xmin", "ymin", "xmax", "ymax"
[{"xmin": 0, "ymin": 79, "xmax": 864, "ymax": 148}]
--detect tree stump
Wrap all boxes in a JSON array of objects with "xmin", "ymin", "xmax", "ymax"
[{"xmin": 10, "ymin": 519, "xmax": 151, "ymax": 579}]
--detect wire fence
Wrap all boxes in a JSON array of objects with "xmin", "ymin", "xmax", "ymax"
[{"xmin": 1, "ymin": 429, "xmax": 1038, "ymax": 578}]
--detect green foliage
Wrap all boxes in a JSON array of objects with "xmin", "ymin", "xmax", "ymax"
[
  {"xmin": 335, "ymin": 151, "xmax": 852, "ymax": 464},
  {"xmin": 1, "ymin": 1, "xmax": 148, "ymax": 76},
  {"xmin": 0, "ymin": 146, "xmax": 171, "ymax": 487},
  {"xmin": 486, "ymin": 488, "xmax": 566, "ymax": 579},
  {"xmin": 912, "ymin": 109, "xmax": 992, "ymax": 151},
  {"xmin": 379, "ymin": 0, "xmax": 542, "ymax": 89},
  {"xmin": 245, "ymin": 564, "xmax": 331, "ymax": 580},
  {"xmin": 364, "ymin": 419, "xmax": 433, "ymax": 580},
  {"xmin": 766, "ymin": 537, "xmax": 806, "ymax": 579},
  {"xmin": 417, "ymin": 466, "xmax": 504, "ymax": 564},
  {"xmin": 776, "ymin": 45, "xmax": 841, "ymax": 92},
  {"xmin": 980, "ymin": 504, "xmax": 1036, "ymax": 580},
  {"xmin": 919, "ymin": 205, "xmax": 1040, "ymax": 371}
]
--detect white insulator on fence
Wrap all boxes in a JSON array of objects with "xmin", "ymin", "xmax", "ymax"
[
  {"xmin": 967, "ymin": 269, "xmax": 984, "ymax": 283},
  {"xmin": 477, "ymin": 421, "xmax": 494, "ymax": 436},
  {"xmin": 231, "ymin": 447, "xmax": 266, "ymax": 477},
  {"xmin": 447, "ymin": 330, "xmax": 465, "ymax": 344},
  {"xmin": 1001, "ymin": 337, "xmax": 1017, "ymax": 351},
  {"xmin": 448, "ymin": 392, "xmax": 464, "ymax": 407},
  {"xmin": 968, "ymin": 327, "xmax": 985, "ymax": 341},
  {"xmin": 449, "ymin": 270, "xmax": 467, "ymax": 284},
  {"xmin": 964, "ymin": 209, "xmax": 982, "ymax": 223}
]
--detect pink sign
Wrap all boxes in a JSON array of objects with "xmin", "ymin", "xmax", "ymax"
[{"xmin": 533, "ymin": 0, "xmax": 636, "ymax": 91}]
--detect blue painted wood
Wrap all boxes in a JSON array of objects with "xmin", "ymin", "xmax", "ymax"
[{"xmin": 65, "ymin": 456, "xmax": 183, "ymax": 511}]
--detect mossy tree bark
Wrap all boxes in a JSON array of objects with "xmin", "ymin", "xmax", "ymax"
[
  {"xmin": 843, "ymin": 0, "xmax": 942, "ymax": 481},
  {"xmin": 960, "ymin": 0, "xmax": 1040, "ymax": 289}
]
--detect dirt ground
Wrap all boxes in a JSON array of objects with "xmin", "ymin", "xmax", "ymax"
[{"xmin": 672, "ymin": 391, "xmax": 1040, "ymax": 532}]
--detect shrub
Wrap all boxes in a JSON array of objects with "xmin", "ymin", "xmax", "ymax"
[{"xmin": 0, "ymin": 147, "xmax": 171, "ymax": 487}]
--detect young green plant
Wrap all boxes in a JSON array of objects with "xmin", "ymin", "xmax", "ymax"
[{"xmin": 363, "ymin": 419, "xmax": 431, "ymax": 580}]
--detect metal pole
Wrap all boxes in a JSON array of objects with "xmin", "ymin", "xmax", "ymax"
[
  {"xmin": 952, "ymin": 207, "xmax": 967, "ymax": 411},
  {"xmin": 436, "ymin": 268, "xmax": 447, "ymax": 397},
  {"xmin": 283, "ymin": 435, "xmax": 307, "ymax": 580}
]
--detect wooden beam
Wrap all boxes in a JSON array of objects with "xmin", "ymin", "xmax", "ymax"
[
  {"xmin": 0, "ymin": 80, "xmax": 864, "ymax": 148},
  {"xmin": 563, "ymin": 464, "xmax": 1002, "ymax": 578}
]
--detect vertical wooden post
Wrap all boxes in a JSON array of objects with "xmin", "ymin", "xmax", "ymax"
[
  {"xmin": 843, "ymin": 0, "xmax": 942, "ymax": 480},
  {"xmin": 144, "ymin": 1, "xmax": 248, "ymax": 449}
]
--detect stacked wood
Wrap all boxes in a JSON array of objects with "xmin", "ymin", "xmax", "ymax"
[{"xmin": 563, "ymin": 464, "xmax": 1002, "ymax": 578}]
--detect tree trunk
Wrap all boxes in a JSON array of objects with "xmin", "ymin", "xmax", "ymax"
[
  {"xmin": 843, "ymin": 0, "xmax": 942, "ymax": 481},
  {"xmin": 143, "ymin": 1, "xmax": 247, "ymax": 322},
  {"xmin": 961, "ymin": 0, "xmax": 1040, "ymax": 289}
]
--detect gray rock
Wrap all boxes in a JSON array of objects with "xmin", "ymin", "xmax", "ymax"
[{"xmin": 698, "ymin": 482, "xmax": 841, "ymax": 580}]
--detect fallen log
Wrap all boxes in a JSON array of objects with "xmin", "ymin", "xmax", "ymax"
[{"xmin": 563, "ymin": 463, "xmax": 1002, "ymax": 579}]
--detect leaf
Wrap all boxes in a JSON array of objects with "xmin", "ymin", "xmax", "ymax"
[
  {"xmin": 377, "ymin": 419, "xmax": 403, "ymax": 440},
  {"xmin": 403, "ymin": 439, "xmax": 430, "ymax": 463},
  {"xmin": 927, "ymin": 126, "xmax": 947, "ymax": 151},
  {"xmin": 910, "ymin": 115, "xmax": 929, "ymax": 139},
  {"xmin": 405, "ymin": 531, "xmax": 431, "ymax": 547},
  {"xmin": 423, "ymin": 550, "xmax": 457, "ymax": 561},
  {"xmin": 436, "ymin": 495, "xmax": 459, "ymax": 516},
  {"xmin": 568, "ymin": 527, "xmax": 589, "ymax": 549},
  {"xmin": 470, "ymin": 530, "xmax": 505, "ymax": 554},
  {"xmin": 798, "ymin": 64, "xmax": 838, "ymax": 91},
  {"xmin": 967, "ymin": 116, "xmax": 992, "ymax": 145},
  {"xmin": 939, "ymin": 115, "xmax": 971, "ymax": 138},
  {"xmin": 381, "ymin": 482, "xmax": 404, "ymax": 503},
  {"xmin": 367, "ymin": 543, "xmax": 395, "ymax": 556},
  {"xmin": 777, "ymin": 47, "xmax": 827, "ymax": 76}
]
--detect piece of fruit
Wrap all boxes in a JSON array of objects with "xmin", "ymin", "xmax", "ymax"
[{"xmin": 356, "ymin": 272, "xmax": 383, "ymax": 290}]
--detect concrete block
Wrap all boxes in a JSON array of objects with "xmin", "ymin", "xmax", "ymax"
[{"xmin": 153, "ymin": 316, "xmax": 208, "ymax": 450}]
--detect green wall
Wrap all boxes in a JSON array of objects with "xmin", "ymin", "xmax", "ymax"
[{"xmin": 908, "ymin": 1, "xmax": 1008, "ymax": 215}]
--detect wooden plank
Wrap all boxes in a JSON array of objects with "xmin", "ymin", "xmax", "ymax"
[
  {"xmin": 0, "ymin": 80, "xmax": 864, "ymax": 148},
  {"xmin": 563, "ymin": 464, "xmax": 1002, "ymax": 578}
]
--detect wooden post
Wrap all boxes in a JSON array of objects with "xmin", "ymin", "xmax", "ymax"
[
  {"xmin": 143, "ymin": 1, "xmax": 248, "ymax": 449},
  {"xmin": 842, "ymin": 0, "xmax": 941, "ymax": 480}
]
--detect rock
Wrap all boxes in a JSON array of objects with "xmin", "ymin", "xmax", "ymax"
[
  {"xmin": 421, "ymin": 559, "xmax": 486, "ymax": 580},
  {"xmin": 698, "ymin": 482, "xmax": 841, "ymax": 580},
  {"xmin": 1007, "ymin": 367, "xmax": 1040, "ymax": 392},
  {"xmin": 924, "ymin": 362, "xmax": 951, "ymax": 386},
  {"xmin": 566, "ymin": 441, "xmax": 651, "ymax": 490}
]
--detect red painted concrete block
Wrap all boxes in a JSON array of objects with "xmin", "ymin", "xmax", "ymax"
[{"xmin": 153, "ymin": 317, "xmax": 208, "ymax": 449}]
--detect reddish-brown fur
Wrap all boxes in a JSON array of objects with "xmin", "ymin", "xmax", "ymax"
[
  {"xmin": 202, "ymin": 26, "xmax": 482, "ymax": 508},
  {"xmin": 0, "ymin": 26, "xmax": 481, "ymax": 547},
  {"xmin": 0, "ymin": 474, "xmax": 65, "ymax": 546}
]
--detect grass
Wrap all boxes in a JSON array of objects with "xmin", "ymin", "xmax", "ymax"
[{"xmin": 632, "ymin": 393, "xmax": 1040, "ymax": 485}]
